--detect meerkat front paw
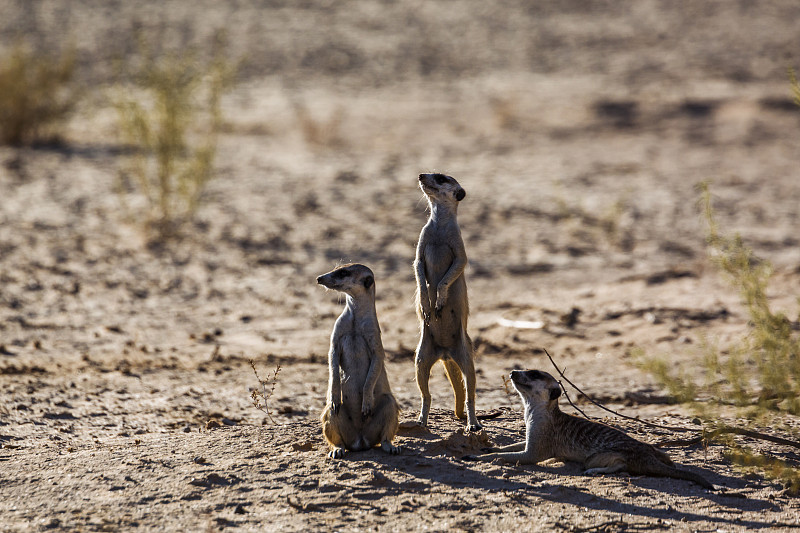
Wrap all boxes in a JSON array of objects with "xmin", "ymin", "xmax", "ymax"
[
  {"xmin": 361, "ymin": 398, "xmax": 373, "ymax": 418},
  {"xmin": 434, "ymin": 287, "xmax": 448, "ymax": 315},
  {"xmin": 466, "ymin": 422, "xmax": 484, "ymax": 432},
  {"xmin": 419, "ymin": 298, "xmax": 432, "ymax": 324},
  {"xmin": 434, "ymin": 298, "xmax": 446, "ymax": 315}
]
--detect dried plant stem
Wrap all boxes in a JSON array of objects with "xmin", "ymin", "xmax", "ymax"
[
  {"xmin": 249, "ymin": 360, "xmax": 282, "ymax": 425},
  {"xmin": 544, "ymin": 348, "xmax": 698, "ymax": 433},
  {"xmin": 545, "ymin": 348, "xmax": 800, "ymax": 451}
]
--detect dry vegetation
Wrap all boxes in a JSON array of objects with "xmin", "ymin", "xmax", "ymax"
[
  {"xmin": 113, "ymin": 30, "xmax": 236, "ymax": 240},
  {"xmin": 0, "ymin": 41, "xmax": 78, "ymax": 145},
  {"xmin": 1, "ymin": 1, "xmax": 800, "ymax": 531},
  {"xmin": 638, "ymin": 182, "xmax": 800, "ymax": 493}
]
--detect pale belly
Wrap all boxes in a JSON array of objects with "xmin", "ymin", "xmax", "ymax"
[{"xmin": 337, "ymin": 334, "xmax": 370, "ymax": 409}]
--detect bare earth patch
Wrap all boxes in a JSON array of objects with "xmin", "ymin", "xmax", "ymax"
[{"xmin": 2, "ymin": 1, "xmax": 800, "ymax": 531}]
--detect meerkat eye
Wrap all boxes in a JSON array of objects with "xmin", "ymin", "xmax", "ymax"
[
  {"xmin": 334, "ymin": 269, "xmax": 349, "ymax": 279},
  {"xmin": 434, "ymin": 174, "xmax": 447, "ymax": 185}
]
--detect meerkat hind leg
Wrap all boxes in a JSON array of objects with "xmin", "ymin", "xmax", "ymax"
[
  {"xmin": 452, "ymin": 341, "xmax": 482, "ymax": 431},
  {"xmin": 442, "ymin": 359, "xmax": 466, "ymax": 419},
  {"xmin": 365, "ymin": 394, "xmax": 401, "ymax": 455},
  {"xmin": 321, "ymin": 405, "xmax": 352, "ymax": 460},
  {"xmin": 414, "ymin": 333, "xmax": 436, "ymax": 426},
  {"xmin": 583, "ymin": 452, "xmax": 628, "ymax": 475}
]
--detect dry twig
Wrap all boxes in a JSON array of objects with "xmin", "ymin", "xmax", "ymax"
[
  {"xmin": 544, "ymin": 348, "xmax": 800, "ymax": 451},
  {"xmin": 544, "ymin": 348, "xmax": 697, "ymax": 433},
  {"xmin": 249, "ymin": 360, "xmax": 282, "ymax": 424}
]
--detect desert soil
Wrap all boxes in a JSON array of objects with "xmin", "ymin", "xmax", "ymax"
[{"xmin": 2, "ymin": 1, "xmax": 800, "ymax": 531}]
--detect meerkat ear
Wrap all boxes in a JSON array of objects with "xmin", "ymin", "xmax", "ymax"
[
  {"xmin": 363, "ymin": 275, "xmax": 374, "ymax": 289},
  {"xmin": 549, "ymin": 387, "xmax": 561, "ymax": 401},
  {"xmin": 455, "ymin": 188, "xmax": 466, "ymax": 201}
]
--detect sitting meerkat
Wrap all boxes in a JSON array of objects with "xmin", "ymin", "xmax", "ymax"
[
  {"xmin": 465, "ymin": 369, "xmax": 712, "ymax": 489},
  {"xmin": 414, "ymin": 172, "xmax": 481, "ymax": 431},
  {"xmin": 316, "ymin": 263, "xmax": 400, "ymax": 459}
]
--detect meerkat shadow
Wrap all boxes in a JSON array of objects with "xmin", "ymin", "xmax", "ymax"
[{"xmin": 524, "ymin": 479, "xmax": 781, "ymax": 529}]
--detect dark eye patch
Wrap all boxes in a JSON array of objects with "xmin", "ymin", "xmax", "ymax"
[
  {"xmin": 433, "ymin": 173, "xmax": 448, "ymax": 185},
  {"xmin": 333, "ymin": 269, "xmax": 349, "ymax": 279}
]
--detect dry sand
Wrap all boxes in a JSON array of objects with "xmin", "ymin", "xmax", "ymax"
[{"xmin": 2, "ymin": 1, "xmax": 800, "ymax": 531}]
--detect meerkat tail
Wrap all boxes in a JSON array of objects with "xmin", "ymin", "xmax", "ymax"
[{"xmin": 646, "ymin": 460, "xmax": 713, "ymax": 489}]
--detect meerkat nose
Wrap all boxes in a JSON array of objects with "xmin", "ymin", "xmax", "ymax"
[
  {"xmin": 418, "ymin": 174, "xmax": 425, "ymax": 181},
  {"xmin": 316, "ymin": 276, "xmax": 324, "ymax": 284}
]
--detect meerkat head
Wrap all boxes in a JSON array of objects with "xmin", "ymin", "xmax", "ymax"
[
  {"xmin": 509, "ymin": 369, "xmax": 561, "ymax": 406},
  {"xmin": 316, "ymin": 263, "xmax": 375, "ymax": 298},
  {"xmin": 418, "ymin": 173, "xmax": 466, "ymax": 206}
]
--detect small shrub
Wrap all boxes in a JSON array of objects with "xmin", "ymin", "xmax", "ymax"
[
  {"xmin": 249, "ymin": 360, "xmax": 281, "ymax": 424},
  {"xmin": 114, "ymin": 31, "xmax": 235, "ymax": 240},
  {"xmin": 638, "ymin": 182, "xmax": 800, "ymax": 493},
  {"xmin": 0, "ymin": 42, "xmax": 79, "ymax": 146}
]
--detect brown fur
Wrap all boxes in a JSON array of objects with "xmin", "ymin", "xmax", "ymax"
[
  {"xmin": 317, "ymin": 263, "xmax": 400, "ymax": 458},
  {"xmin": 469, "ymin": 369, "xmax": 712, "ymax": 489},
  {"xmin": 413, "ymin": 173, "xmax": 481, "ymax": 431}
]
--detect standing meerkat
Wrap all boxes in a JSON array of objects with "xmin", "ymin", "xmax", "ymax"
[
  {"xmin": 466, "ymin": 370, "xmax": 712, "ymax": 489},
  {"xmin": 317, "ymin": 263, "xmax": 400, "ymax": 459},
  {"xmin": 414, "ymin": 172, "xmax": 482, "ymax": 431}
]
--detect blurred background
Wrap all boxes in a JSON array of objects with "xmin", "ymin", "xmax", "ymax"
[{"xmin": 0, "ymin": 0, "xmax": 799, "ymax": 363}]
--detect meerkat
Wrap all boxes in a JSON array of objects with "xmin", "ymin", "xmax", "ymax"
[
  {"xmin": 316, "ymin": 263, "xmax": 400, "ymax": 459},
  {"xmin": 414, "ymin": 172, "xmax": 482, "ymax": 431},
  {"xmin": 465, "ymin": 369, "xmax": 713, "ymax": 489}
]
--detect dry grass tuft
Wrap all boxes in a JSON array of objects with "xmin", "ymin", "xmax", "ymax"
[
  {"xmin": 0, "ymin": 42, "xmax": 79, "ymax": 146},
  {"xmin": 113, "ymin": 30, "xmax": 235, "ymax": 241},
  {"xmin": 249, "ymin": 360, "xmax": 282, "ymax": 425}
]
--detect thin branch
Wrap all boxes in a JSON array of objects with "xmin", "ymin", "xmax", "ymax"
[
  {"xmin": 716, "ymin": 426, "xmax": 800, "ymax": 450},
  {"xmin": 544, "ymin": 348, "xmax": 698, "ymax": 433},
  {"xmin": 557, "ymin": 371, "xmax": 596, "ymax": 422},
  {"xmin": 544, "ymin": 348, "xmax": 800, "ymax": 450},
  {"xmin": 250, "ymin": 360, "xmax": 282, "ymax": 425}
]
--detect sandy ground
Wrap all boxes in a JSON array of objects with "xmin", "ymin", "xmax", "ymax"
[{"xmin": 2, "ymin": 1, "xmax": 800, "ymax": 531}]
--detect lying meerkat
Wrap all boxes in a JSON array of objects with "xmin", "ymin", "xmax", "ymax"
[
  {"xmin": 465, "ymin": 369, "xmax": 713, "ymax": 489},
  {"xmin": 414, "ymin": 172, "xmax": 482, "ymax": 431},
  {"xmin": 316, "ymin": 263, "xmax": 400, "ymax": 459}
]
